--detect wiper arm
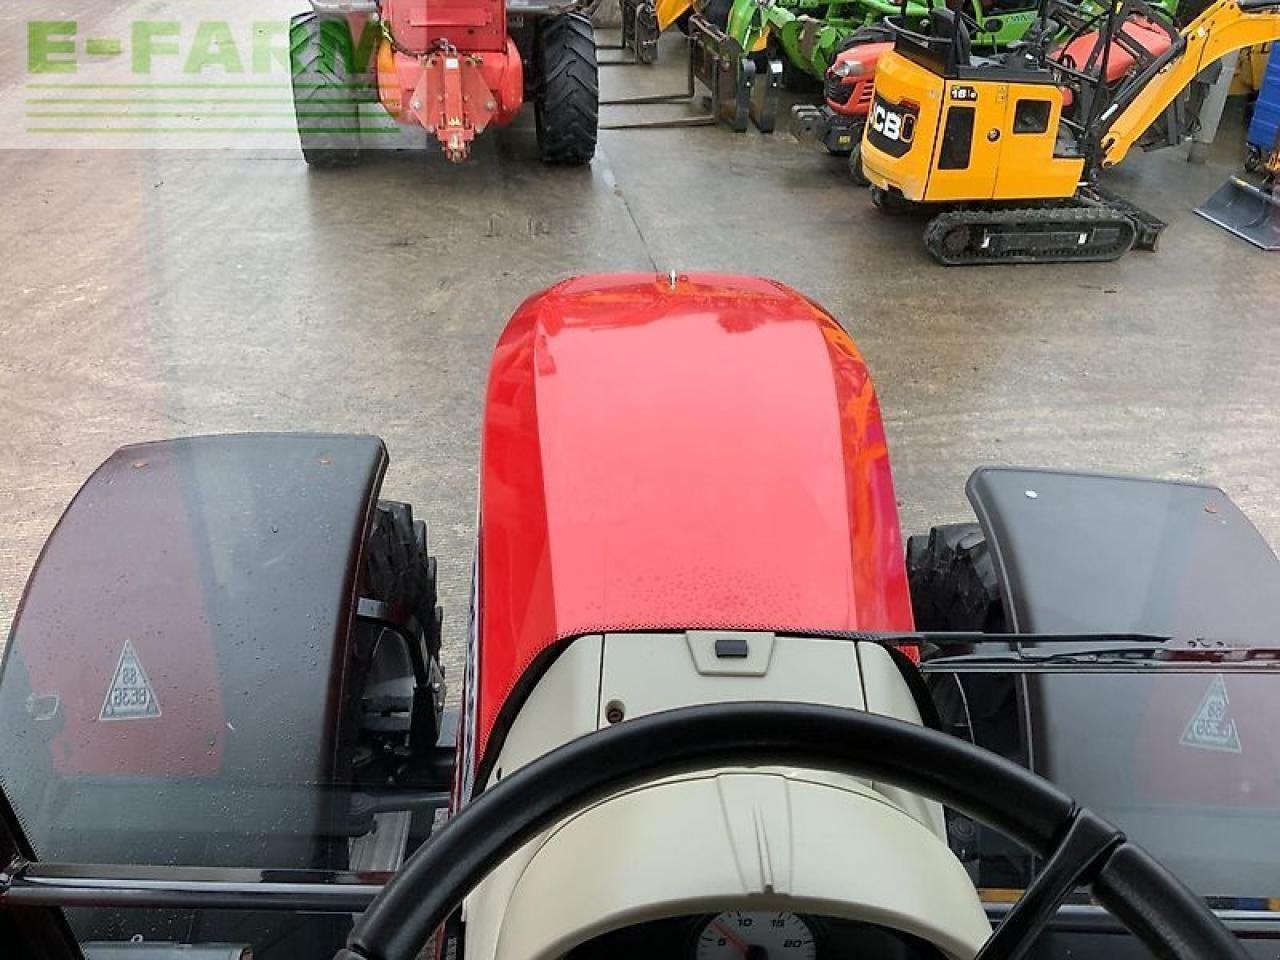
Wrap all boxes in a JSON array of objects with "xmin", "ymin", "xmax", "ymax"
[
  {"xmin": 913, "ymin": 631, "xmax": 1171, "ymax": 649},
  {"xmin": 917, "ymin": 634, "xmax": 1280, "ymax": 674}
]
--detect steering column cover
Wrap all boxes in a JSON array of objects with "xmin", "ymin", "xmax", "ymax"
[{"xmin": 494, "ymin": 770, "xmax": 990, "ymax": 960}]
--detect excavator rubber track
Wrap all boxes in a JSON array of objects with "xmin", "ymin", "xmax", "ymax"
[
  {"xmin": 923, "ymin": 205, "xmax": 1138, "ymax": 265},
  {"xmin": 1081, "ymin": 186, "xmax": 1167, "ymax": 251}
]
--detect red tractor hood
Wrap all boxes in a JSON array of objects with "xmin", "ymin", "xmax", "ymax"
[{"xmin": 472, "ymin": 273, "xmax": 912, "ymax": 770}]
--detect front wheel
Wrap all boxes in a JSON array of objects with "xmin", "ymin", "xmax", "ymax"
[
  {"xmin": 534, "ymin": 14, "xmax": 599, "ymax": 165},
  {"xmin": 1245, "ymin": 144, "xmax": 1264, "ymax": 173},
  {"xmin": 848, "ymin": 138, "xmax": 870, "ymax": 186}
]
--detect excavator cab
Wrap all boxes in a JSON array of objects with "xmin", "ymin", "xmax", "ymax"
[
  {"xmin": 863, "ymin": 0, "xmax": 1184, "ymax": 206},
  {"xmin": 861, "ymin": 0, "xmax": 1280, "ymax": 264},
  {"xmin": 862, "ymin": 7, "xmax": 1085, "ymax": 206}
]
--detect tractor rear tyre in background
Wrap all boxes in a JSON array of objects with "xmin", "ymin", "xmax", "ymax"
[
  {"xmin": 290, "ymin": 12, "xmax": 367, "ymax": 168},
  {"xmin": 1174, "ymin": 0, "xmax": 1215, "ymax": 24},
  {"xmin": 535, "ymin": 14, "xmax": 600, "ymax": 165},
  {"xmin": 701, "ymin": 0, "xmax": 734, "ymax": 28}
]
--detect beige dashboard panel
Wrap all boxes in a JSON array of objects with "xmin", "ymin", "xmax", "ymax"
[
  {"xmin": 494, "ymin": 771, "xmax": 991, "ymax": 960},
  {"xmin": 599, "ymin": 631, "xmax": 865, "ymax": 722},
  {"xmin": 465, "ymin": 632, "xmax": 985, "ymax": 960}
]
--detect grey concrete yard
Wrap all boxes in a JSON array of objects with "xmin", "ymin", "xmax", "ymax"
[{"xmin": 2, "ymin": 13, "xmax": 1279, "ymax": 678}]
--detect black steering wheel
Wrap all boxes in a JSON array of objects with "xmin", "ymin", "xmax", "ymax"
[{"xmin": 338, "ymin": 702, "xmax": 1248, "ymax": 960}]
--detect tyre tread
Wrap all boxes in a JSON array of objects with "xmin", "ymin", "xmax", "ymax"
[
  {"xmin": 535, "ymin": 14, "xmax": 599, "ymax": 165},
  {"xmin": 906, "ymin": 523, "xmax": 1006, "ymax": 633},
  {"xmin": 290, "ymin": 12, "xmax": 365, "ymax": 168}
]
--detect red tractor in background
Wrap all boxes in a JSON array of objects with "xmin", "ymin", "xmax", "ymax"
[
  {"xmin": 290, "ymin": 0, "xmax": 599, "ymax": 164},
  {"xmin": 811, "ymin": 27, "xmax": 893, "ymax": 178}
]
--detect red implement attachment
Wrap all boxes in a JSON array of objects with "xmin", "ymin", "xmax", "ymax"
[
  {"xmin": 378, "ymin": 38, "xmax": 523, "ymax": 162},
  {"xmin": 371, "ymin": 0, "xmax": 523, "ymax": 161},
  {"xmin": 413, "ymin": 51, "xmax": 500, "ymax": 161}
]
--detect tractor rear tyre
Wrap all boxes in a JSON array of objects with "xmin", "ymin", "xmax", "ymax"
[
  {"xmin": 535, "ymin": 14, "xmax": 599, "ymax": 165},
  {"xmin": 907, "ymin": 524, "xmax": 1025, "ymax": 887},
  {"xmin": 905, "ymin": 523, "xmax": 1006, "ymax": 633},
  {"xmin": 364, "ymin": 501, "xmax": 443, "ymax": 660},
  {"xmin": 1174, "ymin": 0, "xmax": 1215, "ymax": 25},
  {"xmin": 702, "ymin": 0, "xmax": 734, "ymax": 28},
  {"xmin": 290, "ymin": 12, "xmax": 366, "ymax": 168},
  {"xmin": 347, "ymin": 500, "xmax": 445, "ymax": 786},
  {"xmin": 325, "ymin": 500, "xmax": 444, "ymax": 881}
]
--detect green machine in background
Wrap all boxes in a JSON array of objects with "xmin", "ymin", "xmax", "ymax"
[
  {"xmin": 673, "ymin": 0, "xmax": 1084, "ymax": 135},
  {"xmin": 616, "ymin": 0, "xmax": 1179, "ymax": 136},
  {"xmin": 727, "ymin": 0, "xmax": 1045, "ymax": 85}
]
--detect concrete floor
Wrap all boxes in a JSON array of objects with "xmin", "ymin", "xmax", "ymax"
[{"xmin": 2, "ymin": 16, "xmax": 1279, "ymax": 679}]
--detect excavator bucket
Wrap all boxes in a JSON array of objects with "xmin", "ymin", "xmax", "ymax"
[
  {"xmin": 1195, "ymin": 174, "xmax": 1280, "ymax": 250},
  {"xmin": 1196, "ymin": 132, "xmax": 1280, "ymax": 250}
]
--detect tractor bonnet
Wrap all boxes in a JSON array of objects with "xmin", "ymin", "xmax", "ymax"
[{"xmin": 469, "ymin": 273, "xmax": 913, "ymax": 775}]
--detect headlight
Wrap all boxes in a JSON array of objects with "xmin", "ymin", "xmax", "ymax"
[{"xmin": 831, "ymin": 59, "xmax": 864, "ymax": 79}]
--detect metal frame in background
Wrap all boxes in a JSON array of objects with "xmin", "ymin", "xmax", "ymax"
[
  {"xmin": 687, "ymin": 14, "xmax": 782, "ymax": 133},
  {"xmin": 599, "ymin": 33, "xmax": 718, "ymax": 129},
  {"xmin": 601, "ymin": 47, "xmax": 716, "ymax": 128},
  {"xmin": 596, "ymin": 19, "xmax": 780, "ymax": 131},
  {"xmin": 613, "ymin": 0, "xmax": 661, "ymax": 63}
]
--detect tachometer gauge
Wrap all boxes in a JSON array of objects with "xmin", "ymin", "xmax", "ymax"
[{"xmin": 694, "ymin": 911, "xmax": 817, "ymax": 959}]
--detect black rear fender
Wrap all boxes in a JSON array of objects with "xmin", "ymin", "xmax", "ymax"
[
  {"xmin": 0, "ymin": 433, "xmax": 391, "ymax": 866},
  {"xmin": 966, "ymin": 466, "xmax": 1280, "ymax": 637}
]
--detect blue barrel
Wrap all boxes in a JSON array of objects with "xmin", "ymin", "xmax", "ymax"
[{"xmin": 1248, "ymin": 45, "xmax": 1280, "ymax": 152}]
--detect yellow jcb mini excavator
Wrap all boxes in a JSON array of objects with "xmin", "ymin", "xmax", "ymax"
[{"xmin": 859, "ymin": 0, "xmax": 1280, "ymax": 264}]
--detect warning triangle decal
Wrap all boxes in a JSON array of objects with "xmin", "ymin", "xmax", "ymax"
[
  {"xmin": 1179, "ymin": 674, "xmax": 1241, "ymax": 753},
  {"xmin": 99, "ymin": 639, "xmax": 162, "ymax": 721}
]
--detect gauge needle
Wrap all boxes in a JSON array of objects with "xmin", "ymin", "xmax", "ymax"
[{"xmin": 712, "ymin": 921, "xmax": 750, "ymax": 957}]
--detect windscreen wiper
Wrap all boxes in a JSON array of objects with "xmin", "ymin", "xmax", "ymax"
[{"xmin": 912, "ymin": 633, "xmax": 1280, "ymax": 674}]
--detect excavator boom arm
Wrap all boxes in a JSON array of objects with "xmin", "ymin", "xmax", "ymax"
[{"xmin": 1100, "ymin": 0, "xmax": 1280, "ymax": 166}]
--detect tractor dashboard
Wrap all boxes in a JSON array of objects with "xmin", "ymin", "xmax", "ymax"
[{"xmin": 565, "ymin": 911, "xmax": 946, "ymax": 959}]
